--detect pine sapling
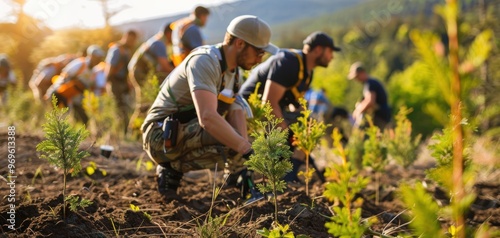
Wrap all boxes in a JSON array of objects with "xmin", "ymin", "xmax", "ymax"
[
  {"xmin": 425, "ymin": 120, "xmax": 477, "ymax": 236},
  {"xmin": 324, "ymin": 128, "xmax": 371, "ymax": 237},
  {"xmin": 289, "ymin": 98, "xmax": 327, "ymax": 196},
  {"xmin": 362, "ymin": 116, "xmax": 388, "ymax": 205},
  {"xmin": 245, "ymin": 102, "xmax": 293, "ymax": 223},
  {"xmin": 36, "ymin": 96, "xmax": 90, "ymax": 219},
  {"xmin": 346, "ymin": 128, "xmax": 365, "ymax": 170},
  {"xmin": 400, "ymin": 183, "xmax": 444, "ymax": 238},
  {"xmin": 385, "ymin": 106, "xmax": 422, "ymax": 168}
]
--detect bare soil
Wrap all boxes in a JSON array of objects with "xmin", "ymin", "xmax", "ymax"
[{"xmin": 1, "ymin": 133, "xmax": 499, "ymax": 237}]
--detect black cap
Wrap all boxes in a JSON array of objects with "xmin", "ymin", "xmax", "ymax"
[{"xmin": 303, "ymin": 31, "xmax": 341, "ymax": 51}]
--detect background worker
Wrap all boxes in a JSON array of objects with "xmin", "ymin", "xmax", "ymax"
[
  {"xmin": 45, "ymin": 45, "xmax": 105, "ymax": 124},
  {"xmin": 170, "ymin": 6, "xmax": 210, "ymax": 66},
  {"xmin": 304, "ymin": 87, "xmax": 331, "ymax": 121},
  {"xmin": 128, "ymin": 24, "xmax": 175, "ymax": 135},
  {"xmin": 105, "ymin": 30, "xmax": 138, "ymax": 134},
  {"xmin": 0, "ymin": 54, "xmax": 17, "ymax": 106},
  {"xmin": 141, "ymin": 15, "xmax": 278, "ymax": 198},
  {"xmin": 29, "ymin": 54, "xmax": 75, "ymax": 103},
  {"xmin": 348, "ymin": 61, "xmax": 391, "ymax": 130},
  {"xmin": 239, "ymin": 31, "xmax": 341, "ymax": 183}
]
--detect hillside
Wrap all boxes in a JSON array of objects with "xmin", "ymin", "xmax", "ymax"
[
  {"xmin": 114, "ymin": 0, "xmax": 363, "ymax": 43},
  {"xmin": 273, "ymin": 0, "xmax": 483, "ymax": 39}
]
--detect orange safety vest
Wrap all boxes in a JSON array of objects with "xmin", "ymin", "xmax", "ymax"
[
  {"xmin": 170, "ymin": 18, "xmax": 196, "ymax": 66},
  {"xmin": 54, "ymin": 57, "xmax": 88, "ymax": 99}
]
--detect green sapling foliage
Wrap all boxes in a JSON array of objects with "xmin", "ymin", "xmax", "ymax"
[
  {"xmin": 324, "ymin": 128, "xmax": 371, "ymax": 237},
  {"xmin": 257, "ymin": 223, "xmax": 299, "ymax": 238},
  {"xmin": 385, "ymin": 106, "xmax": 422, "ymax": 168},
  {"xmin": 346, "ymin": 128, "xmax": 365, "ymax": 170},
  {"xmin": 362, "ymin": 116, "xmax": 388, "ymax": 172},
  {"xmin": 244, "ymin": 102, "xmax": 293, "ymax": 223},
  {"xmin": 82, "ymin": 91, "xmax": 118, "ymax": 140},
  {"xmin": 400, "ymin": 183, "xmax": 444, "ymax": 238},
  {"xmin": 289, "ymin": 98, "xmax": 327, "ymax": 196},
  {"xmin": 362, "ymin": 116, "xmax": 388, "ymax": 205},
  {"xmin": 142, "ymin": 73, "xmax": 160, "ymax": 104},
  {"xmin": 425, "ymin": 120, "xmax": 478, "ymax": 237},
  {"xmin": 246, "ymin": 82, "xmax": 266, "ymax": 132},
  {"xmin": 36, "ymin": 96, "xmax": 90, "ymax": 219},
  {"xmin": 66, "ymin": 195, "xmax": 93, "ymax": 213},
  {"xmin": 426, "ymin": 121, "xmax": 474, "ymax": 193}
]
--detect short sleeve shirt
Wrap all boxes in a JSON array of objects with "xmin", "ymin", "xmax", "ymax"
[
  {"xmin": 60, "ymin": 57, "xmax": 94, "ymax": 88},
  {"xmin": 105, "ymin": 44, "xmax": 132, "ymax": 79},
  {"xmin": 182, "ymin": 25, "xmax": 203, "ymax": 50},
  {"xmin": 128, "ymin": 35, "xmax": 168, "ymax": 72},
  {"xmin": 364, "ymin": 78, "xmax": 391, "ymax": 122},
  {"xmin": 142, "ymin": 45, "xmax": 230, "ymax": 127},
  {"xmin": 239, "ymin": 49, "xmax": 311, "ymax": 108}
]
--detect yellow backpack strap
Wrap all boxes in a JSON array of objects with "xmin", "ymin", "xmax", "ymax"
[{"xmin": 288, "ymin": 49, "xmax": 305, "ymax": 99}]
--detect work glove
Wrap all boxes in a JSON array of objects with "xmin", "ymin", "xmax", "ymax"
[{"xmin": 242, "ymin": 148, "xmax": 254, "ymax": 160}]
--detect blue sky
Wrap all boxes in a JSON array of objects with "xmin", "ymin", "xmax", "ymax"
[{"xmin": 0, "ymin": 0, "xmax": 237, "ymax": 29}]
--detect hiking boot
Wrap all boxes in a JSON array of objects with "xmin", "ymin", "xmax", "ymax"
[{"xmin": 156, "ymin": 162, "xmax": 183, "ymax": 195}]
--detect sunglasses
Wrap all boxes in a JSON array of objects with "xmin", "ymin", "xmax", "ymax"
[{"xmin": 246, "ymin": 42, "xmax": 265, "ymax": 57}]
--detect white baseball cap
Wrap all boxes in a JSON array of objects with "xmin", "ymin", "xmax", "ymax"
[
  {"xmin": 227, "ymin": 15, "xmax": 279, "ymax": 55},
  {"xmin": 87, "ymin": 45, "xmax": 105, "ymax": 57},
  {"xmin": 348, "ymin": 61, "xmax": 365, "ymax": 80}
]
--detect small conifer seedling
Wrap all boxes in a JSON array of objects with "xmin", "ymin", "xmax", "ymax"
[
  {"xmin": 324, "ymin": 128, "xmax": 371, "ymax": 237},
  {"xmin": 36, "ymin": 96, "xmax": 90, "ymax": 219},
  {"xmin": 289, "ymin": 98, "xmax": 327, "ymax": 196},
  {"xmin": 362, "ymin": 116, "xmax": 388, "ymax": 205},
  {"xmin": 245, "ymin": 102, "xmax": 293, "ymax": 223}
]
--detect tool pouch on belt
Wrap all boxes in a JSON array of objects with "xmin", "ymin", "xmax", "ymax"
[{"xmin": 162, "ymin": 117, "xmax": 179, "ymax": 148}]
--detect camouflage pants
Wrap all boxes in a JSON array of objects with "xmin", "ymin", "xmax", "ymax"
[{"xmin": 142, "ymin": 118, "xmax": 246, "ymax": 173}]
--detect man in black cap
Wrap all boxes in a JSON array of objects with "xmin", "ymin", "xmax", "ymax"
[{"xmin": 239, "ymin": 31, "xmax": 340, "ymax": 182}]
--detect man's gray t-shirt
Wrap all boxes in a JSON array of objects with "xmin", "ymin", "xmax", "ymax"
[
  {"xmin": 105, "ymin": 44, "xmax": 132, "ymax": 79},
  {"xmin": 181, "ymin": 25, "xmax": 203, "ymax": 50},
  {"xmin": 128, "ymin": 35, "xmax": 168, "ymax": 72},
  {"xmin": 142, "ymin": 45, "xmax": 235, "ymax": 128}
]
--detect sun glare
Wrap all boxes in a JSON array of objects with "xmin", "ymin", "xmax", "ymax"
[{"xmin": 2, "ymin": 0, "xmax": 237, "ymax": 29}]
